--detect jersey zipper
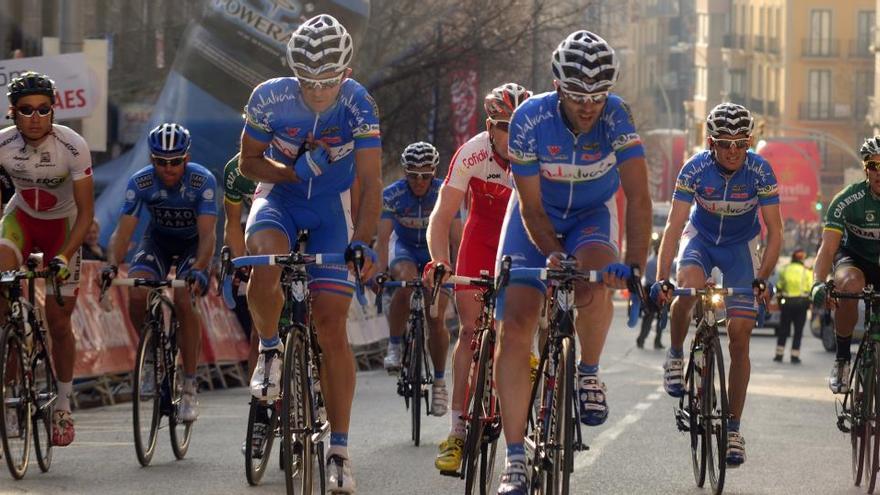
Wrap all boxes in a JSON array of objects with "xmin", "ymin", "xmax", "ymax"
[
  {"xmin": 563, "ymin": 133, "xmax": 577, "ymax": 220},
  {"xmin": 307, "ymin": 114, "xmax": 320, "ymax": 200},
  {"xmin": 715, "ymin": 174, "xmax": 732, "ymax": 245}
]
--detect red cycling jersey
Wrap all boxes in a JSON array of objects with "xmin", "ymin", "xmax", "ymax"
[{"xmin": 444, "ymin": 131, "xmax": 512, "ymax": 289}]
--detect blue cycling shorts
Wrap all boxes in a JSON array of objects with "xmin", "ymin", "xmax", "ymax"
[
  {"xmin": 389, "ymin": 232, "xmax": 431, "ymax": 271},
  {"xmin": 129, "ymin": 232, "xmax": 198, "ymax": 280}
]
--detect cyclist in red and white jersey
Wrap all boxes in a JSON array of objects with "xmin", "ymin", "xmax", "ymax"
[
  {"xmin": 426, "ymin": 82, "xmax": 531, "ymax": 473},
  {"xmin": 0, "ymin": 72, "xmax": 95, "ymax": 447}
]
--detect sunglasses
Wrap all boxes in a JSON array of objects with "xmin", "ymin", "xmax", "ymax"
[
  {"xmin": 405, "ymin": 170, "xmax": 435, "ymax": 180},
  {"xmin": 298, "ymin": 73, "xmax": 345, "ymax": 90},
  {"xmin": 16, "ymin": 105, "xmax": 52, "ymax": 117},
  {"xmin": 152, "ymin": 155, "xmax": 186, "ymax": 167},
  {"xmin": 865, "ymin": 160, "xmax": 880, "ymax": 172},
  {"xmin": 560, "ymin": 88, "xmax": 609, "ymax": 104},
  {"xmin": 488, "ymin": 119, "xmax": 510, "ymax": 132},
  {"xmin": 711, "ymin": 138, "xmax": 750, "ymax": 150}
]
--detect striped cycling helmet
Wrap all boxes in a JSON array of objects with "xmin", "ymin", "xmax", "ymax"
[
  {"xmin": 484, "ymin": 83, "xmax": 532, "ymax": 122},
  {"xmin": 286, "ymin": 14, "xmax": 353, "ymax": 76},
  {"xmin": 860, "ymin": 135, "xmax": 880, "ymax": 160},
  {"xmin": 551, "ymin": 31, "xmax": 619, "ymax": 93},
  {"xmin": 148, "ymin": 123, "xmax": 191, "ymax": 157},
  {"xmin": 706, "ymin": 103, "xmax": 754, "ymax": 138},
  {"xmin": 400, "ymin": 141, "xmax": 440, "ymax": 169}
]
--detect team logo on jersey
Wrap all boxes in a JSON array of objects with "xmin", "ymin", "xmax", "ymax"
[
  {"xmin": 40, "ymin": 152, "xmax": 50, "ymax": 163},
  {"xmin": 203, "ymin": 188, "xmax": 215, "ymax": 201},
  {"xmin": 486, "ymin": 173, "xmax": 502, "ymax": 180},
  {"xmin": 581, "ymin": 152, "xmax": 602, "ymax": 161},
  {"xmin": 152, "ymin": 207, "xmax": 197, "ymax": 229},
  {"xmin": 125, "ymin": 189, "xmax": 136, "ymax": 201},
  {"xmin": 868, "ymin": 211, "xmax": 876, "ymax": 222},
  {"xmin": 135, "ymin": 174, "xmax": 153, "ymax": 190},
  {"xmin": 703, "ymin": 186, "xmax": 715, "ymax": 195},
  {"xmin": 320, "ymin": 126, "xmax": 340, "ymax": 136},
  {"xmin": 581, "ymin": 226, "xmax": 599, "ymax": 236},
  {"xmin": 547, "ymin": 145, "xmax": 561, "ymax": 156},
  {"xmin": 189, "ymin": 173, "xmax": 207, "ymax": 190},
  {"xmin": 732, "ymin": 184, "xmax": 747, "ymax": 192},
  {"xmin": 285, "ymin": 127, "xmax": 300, "ymax": 138},
  {"xmin": 365, "ymin": 93, "xmax": 380, "ymax": 118}
]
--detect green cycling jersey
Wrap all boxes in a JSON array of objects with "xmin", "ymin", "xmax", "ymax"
[
  {"xmin": 825, "ymin": 180, "xmax": 880, "ymax": 264},
  {"xmin": 223, "ymin": 152, "xmax": 256, "ymax": 208}
]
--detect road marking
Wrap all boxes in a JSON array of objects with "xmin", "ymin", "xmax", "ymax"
[
  {"xmin": 573, "ymin": 386, "xmax": 663, "ymax": 471},
  {"xmin": 66, "ymin": 441, "xmax": 133, "ymax": 447}
]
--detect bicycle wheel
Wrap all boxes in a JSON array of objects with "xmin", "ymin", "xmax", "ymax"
[
  {"xmin": 282, "ymin": 329, "xmax": 317, "ymax": 494},
  {"xmin": 169, "ymin": 348, "xmax": 193, "ymax": 460},
  {"xmin": 544, "ymin": 336, "xmax": 575, "ymax": 495},
  {"xmin": 410, "ymin": 316, "xmax": 424, "ymax": 446},
  {"xmin": 245, "ymin": 399, "xmax": 278, "ymax": 485},
  {"xmin": 703, "ymin": 340, "xmax": 728, "ymax": 495},
  {"xmin": 528, "ymin": 348, "xmax": 551, "ymax": 493},
  {"xmin": 132, "ymin": 324, "xmax": 161, "ymax": 467},
  {"xmin": 852, "ymin": 352, "xmax": 869, "ymax": 486},
  {"xmin": 479, "ymin": 426, "xmax": 500, "ymax": 495},
  {"xmin": 0, "ymin": 325, "xmax": 31, "ymax": 479},
  {"xmin": 463, "ymin": 330, "xmax": 491, "ymax": 491},
  {"xmin": 869, "ymin": 351, "xmax": 880, "ymax": 493},
  {"xmin": 31, "ymin": 335, "xmax": 55, "ymax": 473},
  {"xmin": 686, "ymin": 349, "xmax": 706, "ymax": 487}
]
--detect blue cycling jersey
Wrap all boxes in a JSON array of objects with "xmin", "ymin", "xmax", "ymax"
[
  {"xmin": 381, "ymin": 178, "xmax": 456, "ymax": 248},
  {"xmin": 243, "ymin": 77, "xmax": 381, "ymax": 200},
  {"xmin": 673, "ymin": 150, "xmax": 780, "ymax": 245},
  {"xmin": 507, "ymin": 92, "xmax": 645, "ymax": 219},
  {"xmin": 121, "ymin": 163, "xmax": 218, "ymax": 240}
]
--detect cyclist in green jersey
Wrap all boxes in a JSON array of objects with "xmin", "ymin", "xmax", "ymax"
[{"xmin": 812, "ymin": 136, "xmax": 880, "ymax": 394}]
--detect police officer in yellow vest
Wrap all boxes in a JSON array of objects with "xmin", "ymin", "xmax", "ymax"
[{"xmin": 775, "ymin": 248, "xmax": 813, "ymax": 364}]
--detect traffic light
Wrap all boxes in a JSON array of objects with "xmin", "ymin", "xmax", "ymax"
[{"xmin": 815, "ymin": 201, "xmax": 823, "ymax": 211}]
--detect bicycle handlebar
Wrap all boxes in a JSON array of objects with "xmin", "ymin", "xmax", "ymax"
[{"xmin": 670, "ymin": 287, "xmax": 754, "ymax": 297}]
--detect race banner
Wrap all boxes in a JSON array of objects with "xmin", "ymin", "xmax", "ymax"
[
  {"xmin": 0, "ymin": 52, "xmax": 96, "ymax": 120},
  {"xmin": 449, "ymin": 68, "xmax": 479, "ymax": 148},
  {"xmin": 757, "ymin": 139, "xmax": 821, "ymax": 222}
]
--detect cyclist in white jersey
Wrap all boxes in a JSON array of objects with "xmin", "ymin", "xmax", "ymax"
[{"xmin": 0, "ymin": 72, "xmax": 95, "ymax": 447}]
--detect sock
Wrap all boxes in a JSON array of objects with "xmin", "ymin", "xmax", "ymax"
[
  {"xmin": 775, "ymin": 345, "xmax": 784, "ymax": 356},
  {"xmin": 668, "ymin": 347, "xmax": 684, "ymax": 359},
  {"xmin": 330, "ymin": 432, "xmax": 348, "ymax": 448},
  {"xmin": 260, "ymin": 335, "xmax": 281, "ymax": 350},
  {"xmin": 389, "ymin": 335, "xmax": 403, "ymax": 345},
  {"xmin": 184, "ymin": 375, "xmax": 197, "ymax": 393},
  {"xmin": 506, "ymin": 442, "xmax": 526, "ymax": 464},
  {"xmin": 57, "ymin": 381, "xmax": 72, "ymax": 412},
  {"xmin": 434, "ymin": 370, "xmax": 445, "ymax": 381},
  {"xmin": 577, "ymin": 362, "xmax": 599, "ymax": 376},
  {"xmin": 449, "ymin": 409, "xmax": 465, "ymax": 438},
  {"xmin": 728, "ymin": 419, "xmax": 740, "ymax": 432},
  {"xmin": 837, "ymin": 335, "xmax": 852, "ymax": 361}
]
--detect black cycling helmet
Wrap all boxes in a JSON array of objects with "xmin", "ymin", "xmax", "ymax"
[{"xmin": 7, "ymin": 71, "xmax": 56, "ymax": 105}]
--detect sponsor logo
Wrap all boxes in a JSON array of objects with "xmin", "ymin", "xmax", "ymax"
[
  {"xmin": 40, "ymin": 152, "xmax": 50, "ymax": 163},
  {"xmin": 732, "ymin": 184, "xmax": 747, "ymax": 192},
  {"xmin": 285, "ymin": 127, "xmax": 300, "ymax": 138},
  {"xmin": 581, "ymin": 225, "xmax": 599, "ymax": 236},
  {"xmin": 212, "ymin": 0, "xmax": 300, "ymax": 45},
  {"xmin": 203, "ymin": 188, "xmax": 215, "ymax": 200},
  {"xmin": 832, "ymin": 189, "xmax": 865, "ymax": 219},
  {"xmin": 581, "ymin": 152, "xmax": 602, "ymax": 161},
  {"xmin": 703, "ymin": 186, "xmax": 715, "ymax": 195},
  {"xmin": 135, "ymin": 174, "xmax": 153, "ymax": 190},
  {"xmin": 581, "ymin": 142, "xmax": 600, "ymax": 151},
  {"xmin": 730, "ymin": 192, "xmax": 749, "ymax": 199},
  {"xmin": 189, "ymin": 173, "xmax": 207, "ymax": 190},
  {"xmin": 322, "ymin": 136, "xmax": 342, "ymax": 144},
  {"xmin": 35, "ymin": 176, "xmax": 67, "ymax": 188},
  {"xmin": 52, "ymin": 133, "xmax": 81, "ymax": 157},
  {"xmin": 486, "ymin": 173, "xmax": 502, "ymax": 180},
  {"xmin": 848, "ymin": 223, "xmax": 880, "ymax": 240},
  {"xmin": 547, "ymin": 145, "xmax": 561, "ymax": 155},
  {"xmin": 152, "ymin": 207, "xmax": 197, "ymax": 229},
  {"xmin": 462, "ymin": 148, "xmax": 489, "ymax": 168},
  {"xmin": 364, "ymin": 93, "xmax": 380, "ymax": 118},
  {"xmin": 125, "ymin": 189, "xmax": 136, "ymax": 201},
  {"xmin": 867, "ymin": 211, "xmax": 876, "ymax": 222},
  {"xmin": 321, "ymin": 126, "xmax": 340, "ymax": 136}
]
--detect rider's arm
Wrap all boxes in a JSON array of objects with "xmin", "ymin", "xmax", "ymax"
[
  {"xmin": 224, "ymin": 200, "xmax": 246, "ymax": 258},
  {"xmin": 58, "ymin": 176, "xmax": 95, "ymax": 262},
  {"xmin": 619, "ymin": 156, "xmax": 652, "ymax": 269},
  {"xmin": 757, "ymin": 204, "xmax": 783, "ymax": 280},
  {"xmin": 657, "ymin": 199, "xmax": 690, "ymax": 281},
  {"xmin": 239, "ymin": 133, "xmax": 296, "ymax": 183},
  {"xmin": 375, "ymin": 218, "xmax": 393, "ymax": 274},
  {"xmin": 427, "ymin": 185, "xmax": 466, "ymax": 265},
  {"xmin": 813, "ymin": 229, "xmax": 843, "ymax": 283},
  {"xmin": 108, "ymin": 215, "xmax": 139, "ymax": 266},
  {"xmin": 449, "ymin": 216, "xmax": 463, "ymax": 264},
  {"xmin": 351, "ymin": 147, "xmax": 382, "ymax": 245},
  {"xmin": 515, "ymin": 173, "xmax": 563, "ymax": 256},
  {"xmin": 192, "ymin": 214, "xmax": 217, "ymax": 271}
]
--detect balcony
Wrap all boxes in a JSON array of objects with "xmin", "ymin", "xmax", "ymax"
[
  {"xmin": 737, "ymin": 34, "xmax": 747, "ymax": 49},
  {"xmin": 765, "ymin": 101, "xmax": 779, "ymax": 117},
  {"xmin": 799, "ymin": 102, "xmax": 850, "ymax": 120},
  {"xmin": 767, "ymin": 38, "xmax": 780, "ymax": 55},
  {"xmin": 644, "ymin": 0, "xmax": 679, "ymax": 17},
  {"xmin": 722, "ymin": 34, "xmax": 735, "ymax": 49},
  {"xmin": 801, "ymin": 38, "xmax": 840, "ymax": 58},
  {"xmin": 754, "ymin": 36, "xmax": 765, "ymax": 52},
  {"xmin": 849, "ymin": 39, "xmax": 874, "ymax": 59}
]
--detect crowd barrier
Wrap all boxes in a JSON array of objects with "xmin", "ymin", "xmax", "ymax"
[{"xmin": 30, "ymin": 261, "xmax": 390, "ymax": 408}]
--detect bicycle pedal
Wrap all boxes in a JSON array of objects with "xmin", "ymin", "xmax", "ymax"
[
  {"xmin": 439, "ymin": 470, "xmax": 461, "ymax": 478},
  {"xmin": 573, "ymin": 442, "xmax": 589, "ymax": 451},
  {"xmin": 674, "ymin": 409, "xmax": 690, "ymax": 432},
  {"xmin": 837, "ymin": 416, "xmax": 852, "ymax": 434}
]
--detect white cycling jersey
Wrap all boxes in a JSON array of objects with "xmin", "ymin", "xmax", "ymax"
[{"xmin": 0, "ymin": 124, "xmax": 92, "ymax": 219}]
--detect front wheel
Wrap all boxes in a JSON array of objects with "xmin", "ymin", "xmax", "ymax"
[
  {"xmin": 852, "ymin": 355, "xmax": 869, "ymax": 486},
  {"xmin": 169, "ymin": 347, "xmax": 193, "ymax": 460},
  {"xmin": 686, "ymin": 353, "xmax": 706, "ymax": 487},
  {"xmin": 31, "ymin": 335, "xmax": 56, "ymax": 473},
  {"xmin": 463, "ymin": 329, "xmax": 491, "ymax": 493},
  {"xmin": 546, "ymin": 337, "xmax": 575, "ymax": 495},
  {"xmin": 245, "ymin": 399, "xmax": 277, "ymax": 486},
  {"xmin": 704, "ymin": 340, "xmax": 728, "ymax": 495},
  {"xmin": 132, "ymin": 325, "xmax": 161, "ymax": 467},
  {"xmin": 409, "ymin": 317, "xmax": 424, "ymax": 447},
  {"xmin": 282, "ymin": 330, "xmax": 318, "ymax": 494},
  {"xmin": 0, "ymin": 325, "xmax": 31, "ymax": 479}
]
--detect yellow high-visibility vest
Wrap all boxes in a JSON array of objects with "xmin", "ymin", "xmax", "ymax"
[{"xmin": 778, "ymin": 262, "xmax": 812, "ymax": 298}]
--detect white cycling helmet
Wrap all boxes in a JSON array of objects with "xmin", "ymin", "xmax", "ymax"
[
  {"xmin": 860, "ymin": 136, "xmax": 880, "ymax": 160},
  {"xmin": 484, "ymin": 83, "xmax": 532, "ymax": 122},
  {"xmin": 400, "ymin": 142, "xmax": 440, "ymax": 169},
  {"xmin": 706, "ymin": 102, "xmax": 754, "ymax": 138},
  {"xmin": 551, "ymin": 31, "xmax": 619, "ymax": 93},
  {"xmin": 286, "ymin": 14, "xmax": 353, "ymax": 76}
]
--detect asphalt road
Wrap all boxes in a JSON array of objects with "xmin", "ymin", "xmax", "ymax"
[{"xmin": 0, "ymin": 307, "xmax": 860, "ymax": 494}]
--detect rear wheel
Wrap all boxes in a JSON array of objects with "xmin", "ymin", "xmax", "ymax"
[
  {"xmin": 410, "ymin": 317, "xmax": 424, "ymax": 446},
  {"xmin": 244, "ymin": 399, "xmax": 277, "ymax": 485},
  {"xmin": 704, "ymin": 340, "xmax": 728, "ymax": 495},
  {"xmin": 463, "ymin": 329, "xmax": 491, "ymax": 493},
  {"xmin": 31, "ymin": 335, "xmax": 55, "ymax": 473},
  {"xmin": 0, "ymin": 325, "xmax": 31, "ymax": 479},
  {"xmin": 132, "ymin": 325, "xmax": 161, "ymax": 467}
]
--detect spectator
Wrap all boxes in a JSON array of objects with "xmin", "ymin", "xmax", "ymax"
[
  {"xmin": 637, "ymin": 234, "xmax": 664, "ymax": 349},
  {"xmin": 774, "ymin": 248, "xmax": 813, "ymax": 364},
  {"xmin": 82, "ymin": 220, "xmax": 106, "ymax": 261}
]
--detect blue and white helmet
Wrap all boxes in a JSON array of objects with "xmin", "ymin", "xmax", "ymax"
[
  {"xmin": 551, "ymin": 31, "xmax": 619, "ymax": 93},
  {"xmin": 860, "ymin": 136, "xmax": 880, "ymax": 160},
  {"xmin": 286, "ymin": 14, "xmax": 353, "ymax": 76},
  {"xmin": 400, "ymin": 142, "xmax": 440, "ymax": 169},
  {"xmin": 706, "ymin": 103, "xmax": 754, "ymax": 138},
  {"xmin": 148, "ymin": 123, "xmax": 191, "ymax": 157}
]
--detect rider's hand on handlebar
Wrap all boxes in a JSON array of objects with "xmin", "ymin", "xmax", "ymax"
[
  {"xmin": 100, "ymin": 264, "xmax": 118, "ymax": 282},
  {"xmin": 545, "ymin": 251, "xmax": 575, "ymax": 270},
  {"xmin": 752, "ymin": 278, "xmax": 771, "ymax": 305},
  {"xmin": 49, "ymin": 254, "xmax": 71, "ymax": 282},
  {"xmin": 422, "ymin": 260, "xmax": 451, "ymax": 288},
  {"xmin": 345, "ymin": 240, "xmax": 378, "ymax": 281},
  {"xmin": 602, "ymin": 262, "xmax": 632, "ymax": 290},
  {"xmin": 186, "ymin": 269, "xmax": 210, "ymax": 297},
  {"xmin": 651, "ymin": 280, "xmax": 675, "ymax": 306}
]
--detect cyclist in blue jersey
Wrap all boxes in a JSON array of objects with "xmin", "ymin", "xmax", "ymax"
[
  {"xmin": 375, "ymin": 142, "xmax": 461, "ymax": 416},
  {"xmin": 106, "ymin": 123, "xmax": 217, "ymax": 423},
  {"xmin": 652, "ymin": 103, "xmax": 782, "ymax": 467},
  {"xmin": 238, "ymin": 15, "xmax": 382, "ymax": 492},
  {"xmin": 494, "ymin": 31, "xmax": 652, "ymax": 494}
]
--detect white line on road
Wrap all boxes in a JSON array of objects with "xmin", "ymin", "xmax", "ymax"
[{"xmin": 573, "ymin": 386, "xmax": 664, "ymax": 471}]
